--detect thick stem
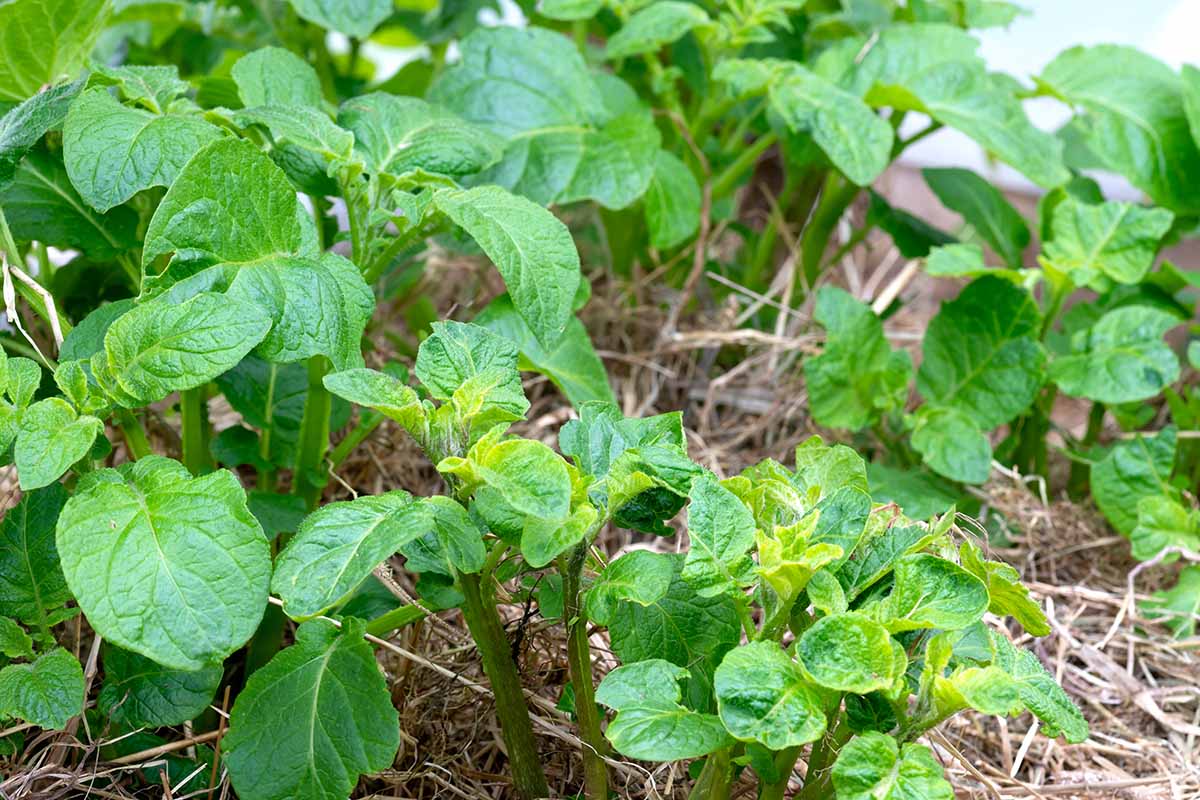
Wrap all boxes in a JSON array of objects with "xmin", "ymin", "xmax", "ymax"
[
  {"xmin": 457, "ymin": 571, "xmax": 550, "ymax": 800},
  {"xmin": 293, "ymin": 356, "xmax": 331, "ymax": 510},
  {"xmin": 758, "ymin": 746, "xmax": 801, "ymax": 800},
  {"xmin": 798, "ymin": 174, "xmax": 861, "ymax": 293},
  {"xmin": 116, "ymin": 410, "xmax": 152, "ymax": 460},
  {"xmin": 561, "ymin": 544, "xmax": 609, "ymax": 800},
  {"xmin": 797, "ymin": 714, "xmax": 851, "ymax": 800},
  {"xmin": 711, "ymin": 132, "xmax": 778, "ymax": 200},
  {"xmin": 688, "ymin": 747, "xmax": 733, "ymax": 800},
  {"xmin": 180, "ymin": 386, "xmax": 214, "ymax": 475},
  {"xmin": 1068, "ymin": 402, "xmax": 1105, "ymax": 498}
]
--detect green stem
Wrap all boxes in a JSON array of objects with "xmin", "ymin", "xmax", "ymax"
[
  {"xmin": 180, "ymin": 386, "xmax": 214, "ymax": 475},
  {"xmin": 798, "ymin": 173, "xmax": 860, "ymax": 293},
  {"xmin": 711, "ymin": 132, "xmax": 778, "ymax": 200},
  {"xmin": 797, "ymin": 713, "xmax": 851, "ymax": 800},
  {"xmin": 116, "ymin": 410, "xmax": 152, "ymax": 460},
  {"xmin": 758, "ymin": 746, "xmax": 801, "ymax": 800},
  {"xmin": 328, "ymin": 410, "xmax": 385, "ymax": 469},
  {"xmin": 0, "ymin": 208, "xmax": 73, "ymax": 336},
  {"xmin": 457, "ymin": 571, "xmax": 550, "ymax": 800},
  {"xmin": 363, "ymin": 224, "xmax": 426, "ymax": 283},
  {"xmin": 560, "ymin": 543, "xmax": 609, "ymax": 800},
  {"xmin": 243, "ymin": 603, "xmax": 286, "ymax": 679},
  {"xmin": 293, "ymin": 356, "xmax": 331, "ymax": 510},
  {"xmin": 364, "ymin": 603, "xmax": 426, "ymax": 637},
  {"xmin": 688, "ymin": 747, "xmax": 733, "ymax": 800},
  {"xmin": 1068, "ymin": 402, "xmax": 1105, "ymax": 498}
]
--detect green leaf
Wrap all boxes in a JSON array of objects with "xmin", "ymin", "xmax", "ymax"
[
  {"xmin": 596, "ymin": 659, "xmax": 730, "ymax": 761},
  {"xmin": 607, "ymin": 554, "xmax": 741, "ymax": 709},
  {"xmin": 918, "ymin": 276, "xmax": 1045, "ymax": 430},
  {"xmin": 338, "ymin": 93, "xmax": 501, "ymax": 179},
  {"xmin": 0, "ymin": 0, "xmax": 109, "ymax": 102},
  {"xmin": 433, "ymin": 186, "xmax": 581, "ymax": 347},
  {"xmin": 101, "ymin": 291, "xmax": 272, "ymax": 406},
  {"xmin": 1090, "ymin": 428, "xmax": 1176, "ymax": 536},
  {"xmin": 959, "ymin": 541, "xmax": 1049, "ymax": 636},
  {"xmin": 925, "ymin": 242, "xmax": 1026, "ymax": 281},
  {"xmin": 60, "ymin": 298, "xmax": 134, "ymax": 363},
  {"xmin": 1130, "ymin": 495, "xmax": 1200, "ymax": 562},
  {"xmin": 3, "ymin": 149, "xmax": 138, "ymax": 258},
  {"xmin": 1041, "ymin": 196, "xmax": 1174, "ymax": 291},
  {"xmin": 99, "ymin": 645, "xmax": 223, "ymax": 727},
  {"xmin": 0, "ymin": 79, "xmax": 83, "ymax": 189},
  {"xmin": 714, "ymin": 641, "xmax": 827, "ymax": 750},
  {"xmin": 792, "ymin": 436, "xmax": 869, "ymax": 502},
  {"xmin": 90, "ymin": 64, "xmax": 191, "ymax": 112},
  {"xmin": 0, "ymin": 616, "xmax": 34, "ymax": 659},
  {"xmin": 805, "ymin": 286, "xmax": 913, "ymax": 431},
  {"xmin": 605, "ymin": 1, "xmax": 710, "ymax": 60},
  {"xmin": 990, "ymin": 630, "xmax": 1088, "ymax": 742},
  {"xmin": 538, "ymin": 0, "xmax": 602, "ymax": 20},
  {"xmin": 233, "ymin": 106, "xmax": 354, "ymax": 161},
  {"xmin": 14, "ymin": 397, "xmax": 103, "ymax": 490},
  {"xmin": 867, "ymin": 190, "xmax": 957, "ymax": 258},
  {"xmin": 559, "ymin": 402, "xmax": 685, "ymax": 484},
  {"xmin": 644, "ymin": 150, "xmax": 701, "ymax": 249},
  {"xmin": 0, "ymin": 485, "xmax": 71, "ymax": 627},
  {"xmin": 1143, "ymin": 565, "xmax": 1200, "ymax": 638},
  {"xmin": 586, "ymin": 549, "xmax": 674, "ymax": 625},
  {"xmin": 866, "ymin": 463, "xmax": 959, "ymax": 521},
  {"xmin": 63, "ymin": 87, "xmax": 224, "ymax": 212},
  {"xmin": 831, "ymin": 732, "xmax": 954, "ymax": 800},
  {"xmin": 232, "ymin": 47, "xmax": 323, "ymax": 108},
  {"xmin": 273, "ymin": 492, "xmax": 432, "ymax": 619},
  {"xmin": 56, "ymin": 457, "xmax": 271, "ymax": 670},
  {"xmin": 222, "ymin": 619, "xmax": 400, "ymax": 800},
  {"xmin": 881, "ymin": 553, "xmax": 989, "ymax": 632},
  {"xmin": 797, "ymin": 613, "xmax": 904, "ymax": 693},
  {"xmin": 286, "ymin": 0, "xmax": 392, "ymax": 37},
  {"xmin": 1039, "ymin": 45, "xmax": 1200, "ymax": 213},
  {"xmin": 415, "ymin": 320, "xmax": 527, "ymax": 417},
  {"xmin": 323, "ymin": 367, "xmax": 424, "ymax": 437},
  {"xmin": 475, "ymin": 294, "xmax": 615, "ymax": 408},
  {"xmin": 0, "ymin": 648, "xmax": 84, "ymax": 729},
  {"xmin": 430, "ymin": 28, "xmax": 660, "ymax": 209},
  {"xmin": 425, "ymin": 495, "xmax": 486, "ymax": 574},
  {"xmin": 681, "ymin": 475, "xmax": 756, "ymax": 596},
  {"xmin": 910, "ymin": 406, "xmax": 992, "ymax": 484},
  {"xmin": 1048, "ymin": 306, "xmax": 1181, "ymax": 404},
  {"xmin": 923, "ymin": 167, "xmax": 1029, "ymax": 269}
]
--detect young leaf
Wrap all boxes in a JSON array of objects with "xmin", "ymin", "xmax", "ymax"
[
  {"xmin": 0, "ymin": 79, "xmax": 83, "ymax": 189},
  {"xmin": 14, "ymin": 397, "xmax": 103, "ymax": 490},
  {"xmin": 1041, "ymin": 196, "xmax": 1174, "ymax": 290},
  {"xmin": 338, "ymin": 93, "xmax": 502, "ymax": 179},
  {"xmin": 323, "ymin": 367, "xmax": 425, "ymax": 437},
  {"xmin": 476, "ymin": 294, "xmax": 616, "ymax": 407},
  {"xmin": 98, "ymin": 646, "xmax": 223, "ymax": 728},
  {"xmin": 425, "ymin": 495, "xmax": 486, "ymax": 574},
  {"xmin": 1143, "ymin": 565, "xmax": 1200, "ymax": 638},
  {"xmin": 102, "ymin": 292, "xmax": 272, "ymax": 406},
  {"xmin": 232, "ymin": 47, "xmax": 324, "ymax": 108},
  {"xmin": 681, "ymin": 475, "xmax": 756, "ymax": 597},
  {"xmin": 596, "ymin": 659, "xmax": 730, "ymax": 761},
  {"xmin": 831, "ymin": 732, "xmax": 954, "ymax": 800},
  {"xmin": 923, "ymin": 167, "xmax": 1030, "ymax": 269},
  {"xmin": 272, "ymin": 492, "xmax": 433, "ymax": 619},
  {"xmin": 56, "ymin": 457, "xmax": 271, "ymax": 670},
  {"xmin": 925, "ymin": 242, "xmax": 1026, "ymax": 281},
  {"xmin": 1048, "ymin": 306, "xmax": 1181, "ymax": 404},
  {"xmin": 433, "ymin": 187, "xmax": 581, "ymax": 347},
  {"xmin": 0, "ymin": 0, "xmax": 108, "ymax": 102},
  {"xmin": 605, "ymin": 1, "xmax": 710, "ymax": 60},
  {"xmin": 0, "ymin": 648, "xmax": 84, "ymax": 730},
  {"xmin": 805, "ymin": 287, "xmax": 912, "ymax": 431},
  {"xmin": 414, "ymin": 320, "xmax": 528, "ymax": 418},
  {"xmin": 880, "ymin": 553, "xmax": 989, "ymax": 633},
  {"xmin": 286, "ymin": 0, "xmax": 392, "ymax": 38},
  {"xmin": 90, "ymin": 64, "xmax": 191, "ymax": 112},
  {"xmin": 959, "ymin": 541, "xmax": 1049, "ymax": 636},
  {"xmin": 222, "ymin": 619, "xmax": 400, "ymax": 800},
  {"xmin": 644, "ymin": 150, "xmax": 701, "ymax": 250},
  {"xmin": 713, "ymin": 641, "xmax": 827, "ymax": 750},
  {"xmin": 63, "ymin": 87, "xmax": 223, "ymax": 212},
  {"xmin": 797, "ymin": 613, "xmax": 905, "ymax": 694},
  {"xmin": 792, "ymin": 436, "xmax": 869, "ymax": 502},
  {"xmin": 989, "ymin": 630, "xmax": 1088, "ymax": 742},
  {"xmin": 232, "ymin": 106, "xmax": 354, "ymax": 162},
  {"xmin": 1090, "ymin": 427, "xmax": 1176, "ymax": 535},
  {"xmin": 0, "ymin": 616, "xmax": 34, "ymax": 659},
  {"xmin": 836, "ymin": 523, "xmax": 938, "ymax": 602},
  {"xmin": 0, "ymin": 485, "xmax": 71, "ymax": 627},
  {"xmin": 910, "ymin": 405, "xmax": 992, "ymax": 484},
  {"xmin": 586, "ymin": 549, "xmax": 674, "ymax": 625},
  {"xmin": 1130, "ymin": 495, "xmax": 1200, "ymax": 562}
]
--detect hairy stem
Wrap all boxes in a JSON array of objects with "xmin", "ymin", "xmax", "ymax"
[
  {"xmin": 180, "ymin": 386, "xmax": 213, "ymax": 475},
  {"xmin": 797, "ymin": 713, "xmax": 850, "ymax": 800},
  {"xmin": 293, "ymin": 356, "xmax": 331, "ymax": 510},
  {"xmin": 561, "ymin": 543, "xmax": 609, "ymax": 800},
  {"xmin": 457, "ymin": 570, "xmax": 550, "ymax": 800}
]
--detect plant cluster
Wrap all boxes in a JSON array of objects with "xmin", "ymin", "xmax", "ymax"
[{"xmin": 1, "ymin": 0, "xmax": 1196, "ymax": 797}]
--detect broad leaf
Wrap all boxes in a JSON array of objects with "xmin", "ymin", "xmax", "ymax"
[
  {"xmin": 99, "ymin": 646, "xmax": 223, "ymax": 727},
  {"xmin": 0, "ymin": 485, "xmax": 71, "ymax": 627},
  {"xmin": 831, "ymin": 732, "xmax": 954, "ymax": 800},
  {"xmin": 644, "ymin": 150, "xmax": 701, "ymax": 249},
  {"xmin": 0, "ymin": 0, "xmax": 108, "ymax": 102},
  {"xmin": 433, "ymin": 186, "xmax": 581, "ymax": 346},
  {"xmin": 232, "ymin": 47, "xmax": 323, "ymax": 108},
  {"xmin": 222, "ymin": 619, "xmax": 400, "ymax": 800},
  {"xmin": 273, "ymin": 492, "xmax": 433, "ymax": 619},
  {"xmin": 414, "ymin": 320, "xmax": 527, "ymax": 416},
  {"xmin": 1048, "ymin": 306, "xmax": 1180, "ymax": 403},
  {"xmin": 836, "ymin": 523, "xmax": 937, "ymax": 601},
  {"xmin": 910, "ymin": 406, "xmax": 992, "ymax": 484},
  {"xmin": 1130, "ymin": 495, "xmax": 1200, "ymax": 562},
  {"xmin": 1090, "ymin": 428, "xmax": 1176, "ymax": 536},
  {"xmin": 0, "ymin": 79, "xmax": 83, "ymax": 189},
  {"xmin": 0, "ymin": 616, "xmax": 34, "ymax": 660},
  {"xmin": 1143, "ymin": 565, "xmax": 1200, "ymax": 638},
  {"xmin": 63, "ymin": 87, "xmax": 223, "ymax": 212},
  {"xmin": 56, "ymin": 457, "xmax": 271, "ymax": 670},
  {"xmin": 797, "ymin": 613, "xmax": 904, "ymax": 693},
  {"xmin": 232, "ymin": 106, "xmax": 354, "ymax": 161},
  {"xmin": 91, "ymin": 64, "xmax": 191, "ymax": 112},
  {"xmin": 14, "ymin": 397, "xmax": 103, "ymax": 490},
  {"xmin": 959, "ymin": 541, "xmax": 1049, "ymax": 636},
  {"xmin": 923, "ymin": 167, "xmax": 1029, "ymax": 269},
  {"xmin": 714, "ymin": 641, "xmax": 827, "ymax": 750},
  {"xmin": 880, "ymin": 553, "xmax": 989, "ymax": 632},
  {"xmin": 586, "ymin": 549, "xmax": 674, "ymax": 625},
  {"xmin": 0, "ymin": 648, "xmax": 84, "ymax": 729},
  {"xmin": 286, "ymin": 0, "xmax": 392, "ymax": 38},
  {"xmin": 1041, "ymin": 196, "xmax": 1174, "ymax": 290},
  {"xmin": 681, "ymin": 475, "xmax": 756, "ymax": 596},
  {"xmin": 605, "ymin": 2, "xmax": 710, "ymax": 60}
]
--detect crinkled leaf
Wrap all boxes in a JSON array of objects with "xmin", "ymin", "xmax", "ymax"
[
  {"xmin": 1048, "ymin": 306, "xmax": 1180, "ymax": 404},
  {"xmin": 286, "ymin": 0, "xmax": 392, "ymax": 37},
  {"xmin": 91, "ymin": 64, "xmax": 191, "ymax": 112},
  {"xmin": 232, "ymin": 47, "xmax": 323, "ymax": 108},
  {"xmin": 681, "ymin": 475, "xmax": 756, "ymax": 596},
  {"xmin": 0, "ymin": 0, "xmax": 108, "ymax": 102},
  {"xmin": 0, "ymin": 616, "xmax": 34, "ymax": 659},
  {"xmin": 881, "ymin": 553, "xmax": 989, "ymax": 632},
  {"xmin": 0, "ymin": 648, "xmax": 83, "ymax": 729},
  {"xmin": 797, "ymin": 613, "xmax": 904, "ymax": 693},
  {"xmin": 222, "ymin": 619, "xmax": 400, "ymax": 800},
  {"xmin": 99, "ymin": 645, "xmax": 223, "ymax": 727},
  {"xmin": 923, "ymin": 167, "xmax": 1029, "ymax": 269},
  {"xmin": 1042, "ymin": 196, "xmax": 1174, "ymax": 290},
  {"xmin": 0, "ymin": 79, "xmax": 82, "ymax": 189},
  {"xmin": 586, "ymin": 549, "xmax": 674, "ymax": 625},
  {"xmin": 0, "ymin": 485, "xmax": 71, "ymax": 626},
  {"xmin": 793, "ymin": 436, "xmax": 870, "ymax": 502},
  {"xmin": 959, "ymin": 541, "xmax": 1049, "ymax": 636},
  {"xmin": 14, "ymin": 397, "xmax": 103, "ymax": 490},
  {"xmin": 831, "ymin": 732, "xmax": 954, "ymax": 800},
  {"xmin": 990, "ymin": 630, "xmax": 1088, "ymax": 742},
  {"xmin": 605, "ymin": 1, "xmax": 710, "ymax": 60},
  {"xmin": 714, "ymin": 641, "xmax": 826, "ymax": 750},
  {"xmin": 323, "ymin": 367, "xmax": 425, "ymax": 438},
  {"xmin": 56, "ymin": 457, "xmax": 271, "ymax": 670},
  {"xmin": 233, "ymin": 106, "xmax": 354, "ymax": 161}
]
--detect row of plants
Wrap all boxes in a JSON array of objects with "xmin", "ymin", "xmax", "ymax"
[{"xmin": 0, "ymin": 0, "xmax": 1193, "ymax": 797}]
